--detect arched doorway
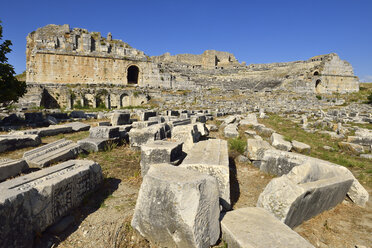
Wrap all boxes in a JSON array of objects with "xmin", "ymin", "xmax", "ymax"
[
  {"xmin": 315, "ymin": 79, "xmax": 322, "ymax": 93},
  {"xmin": 127, "ymin": 65, "xmax": 139, "ymax": 84},
  {"xmin": 313, "ymin": 71, "xmax": 319, "ymax": 76}
]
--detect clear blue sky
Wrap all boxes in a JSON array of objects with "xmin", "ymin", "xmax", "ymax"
[{"xmin": 1, "ymin": 0, "xmax": 371, "ymax": 81}]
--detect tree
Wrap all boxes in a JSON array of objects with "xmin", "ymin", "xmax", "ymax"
[{"xmin": 0, "ymin": 20, "xmax": 27, "ymax": 106}]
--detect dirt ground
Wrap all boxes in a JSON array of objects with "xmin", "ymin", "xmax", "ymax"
[{"xmin": 1, "ymin": 126, "xmax": 371, "ymax": 248}]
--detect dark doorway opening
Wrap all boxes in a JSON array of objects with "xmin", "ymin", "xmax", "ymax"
[
  {"xmin": 127, "ymin": 65, "xmax": 139, "ymax": 84},
  {"xmin": 314, "ymin": 71, "xmax": 319, "ymax": 76}
]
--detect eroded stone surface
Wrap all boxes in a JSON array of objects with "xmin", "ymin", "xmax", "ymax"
[
  {"xmin": 0, "ymin": 160, "xmax": 103, "ymax": 248},
  {"xmin": 131, "ymin": 164, "xmax": 220, "ymax": 248}
]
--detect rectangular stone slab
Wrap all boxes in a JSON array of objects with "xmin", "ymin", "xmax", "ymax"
[
  {"xmin": 221, "ymin": 207, "xmax": 314, "ymax": 248},
  {"xmin": 12, "ymin": 125, "xmax": 73, "ymax": 137},
  {"xmin": 63, "ymin": 122, "xmax": 90, "ymax": 132},
  {"xmin": 23, "ymin": 139, "xmax": 81, "ymax": 168},
  {"xmin": 78, "ymin": 137, "xmax": 120, "ymax": 152},
  {"xmin": 0, "ymin": 160, "xmax": 103, "ymax": 248},
  {"xmin": 180, "ymin": 139, "xmax": 230, "ymax": 210},
  {"xmin": 0, "ymin": 158, "xmax": 29, "ymax": 181},
  {"xmin": 0, "ymin": 134, "xmax": 41, "ymax": 153}
]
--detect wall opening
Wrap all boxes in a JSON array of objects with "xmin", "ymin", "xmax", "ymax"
[
  {"xmin": 313, "ymin": 71, "xmax": 319, "ymax": 76},
  {"xmin": 315, "ymin": 79, "xmax": 322, "ymax": 93},
  {"xmin": 127, "ymin": 65, "xmax": 139, "ymax": 84}
]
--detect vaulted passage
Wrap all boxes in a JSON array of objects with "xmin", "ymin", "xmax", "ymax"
[
  {"xmin": 315, "ymin": 79, "xmax": 322, "ymax": 93},
  {"xmin": 127, "ymin": 65, "xmax": 139, "ymax": 84}
]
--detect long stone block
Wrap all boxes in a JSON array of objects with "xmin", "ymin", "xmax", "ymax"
[
  {"xmin": 89, "ymin": 126, "xmax": 120, "ymax": 139},
  {"xmin": 23, "ymin": 139, "xmax": 81, "ymax": 168},
  {"xmin": 171, "ymin": 124, "xmax": 201, "ymax": 152},
  {"xmin": 111, "ymin": 112, "xmax": 131, "ymax": 126},
  {"xmin": 131, "ymin": 164, "xmax": 220, "ymax": 248},
  {"xmin": 0, "ymin": 134, "xmax": 41, "ymax": 153},
  {"xmin": 12, "ymin": 125, "xmax": 73, "ymax": 137},
  {"xmin": 63, "ymin": 122, "xmax": 90, "ymax": 132},
  {"xmin": 129, "ymin": 124, "xmax": 165, "ymax": 148},
  {"xmin": 78, "ymin": 137, "xmax": 119, "ymax": 152},
  {"xmin": 221, "ymin": 207, "xmax": 314, "ymax": 248},
  {"xmin": 0, "ymin": 160, "xmax": 103, "ymax": 248},
  {"xmin": 257, "ymin": 161, "xmax": 354, "ymax": 228},
  {"xmin": 0, "ymin": 158, "xmax": 29, "ymax": 181},
  {"xmin": 180, "ymin": 139, "xmax": 230, "ymax": 210},
  {"xmin": 140, "ymin": 140, "xmax": 183, "ymax": 176}
]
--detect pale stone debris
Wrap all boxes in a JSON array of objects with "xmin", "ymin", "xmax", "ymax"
[
  {"xmin": 291, "ymin": 140, "xmax": 311, "ymax": 154},
  {"xmin": 140, "ymin": 140, "xmax": 183, "ymax": 176},
  {"xmin": 224, "ymin": 123, "xmax": 239, "ymax": 138},
  {"xmin": 0, "ymin": 134, "xmax": 41, "ymax": 153},
  {"xmin": 63, "ymin": 122, "xmax": 90, "ymax": 132},
  {"xmin": 0, "ymin": 158, "xmax": 29, "ymax": 181},
  {"xmin": 255, "ymin": 148, "xmax": 369, "ymax": 206},
  {"xmin": 11, "ymin": 125, "xmax": 73, "ymax": 137},
  {"xmin": 221, "ymin": 207, "xmax": 314, "ymax": 248},
  {"xmin": 246, "ymin": 138, "xmax": 272, "ymax": 161},
  {"xmin": 0, "ymin": 160, "xmax": 103, "ymax": 248},
  {"xmin": 131, "ymin": 164, "xmax": 220, "ymax": 248},
  {"xmin": 180, "ymin": 139, "xmax": 230, "ymax": 210},
  {"xmin": 171, "ymin": 124, "xmax": 201, "ymax": 152},
  {"xmin": 270, "ymin": 133, "xmax": 292, "ymax": 151},
  {"xmin": 111, "ymin": 112, "xmax": 131, "ymax": 126},
  {"xmin": 257, "ymin": 162, "xmax": 354, "ymax": 228},
  {"xmin": 78, "ymin": 126, "xmax": 122, "ymax": 152},
  {"xmin": 240, "ymin": 113, "xmax": 258, "ymax": 125},
  {"xmin": 23, "ymin": 139, "xmax": 81, "ymax": 168},
  {"xmin": 129, "ymin": 124, "xmax": 166, "ymax": 148}
]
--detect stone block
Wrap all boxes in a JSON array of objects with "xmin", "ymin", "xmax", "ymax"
[
  {"xmin": 0, "ymin": 160, "xmax": 103, "ymax": 248},
  {"xmin": 64, "ymin": 122, "xmax": 90, "ymax": 132},
  {"xmin": 240, "ymin": 113, "xmax": 258, "ymax": 125},
  {"xmin": 339, "ymin": 141, "xmax": 364, "ymax": 155},
  {"xmin": 132, "ymin": 120, "xmax": 157, "ymax": 129},
  {"xmin": 129, "ymin": 124, "xmax": 165, "ymax": 148},
  {"xmin": 69, "ymin": 110, "xmax": 86, "ymax": 118},
  {"xmin": 140, "ymin": 140, "xmax": 183, "ymax": 176},
  {"xmin": 131, "ymin": 164, "xmax": 220, "ymax": 248},
  {"xmin": 224, "ymin": 123, "xmax": 239, "ymax": 138},
  {"xmin": 12, "ymin": 125, "xmax": 73, "ymax": 137},
  {"xmin": 221, "ymin": 207, "xmax": 314, "ymax": 248},
  {"xmin": 270, "ymin": 133, "xmax": 292, "ymax": 151},
  {"xmin": 89, "ymin": 126, "xmax": 120, "ymax": 139},
  {"xmin": 256, "ymin": 148, "xmax": 369, "ymax": 207},
  {"xmin": 291, "ymin": 140, "xmax": 311, "ymax": 154},
  {"xmin": 171, "ymin": 124, "xmax": 201, "ymax": 152},
  {"xmin": 246, "ymin": 138, "xmax": 272, "ymax": 161},
  {"xmin": 0, "ymin": 134, "xmax": 41, "ymax": 153},
  {"xmin": 140, "ymin": 111, "xmax": 157, "ymax": 121},
  {"xmin": 0, "ymin": 159, "xmax": 29, "ymax": 181},
  {"xmin": 111, "ymin": 112, "xmax": 131, "ymax": 126},
  {"xmin": 257, "ymin": 161, "xmax": 354, "ymax": 228},
  {"xmin": 180, "ymin": 139, "xmax": 230, "ymax": 210},
  {"xmin": 78, "ymin": 138, "xmax": 119, "ymax": 152},
  {"xmin": 23, "ymin": 139, "xmax": 81, "ymax": 168}
]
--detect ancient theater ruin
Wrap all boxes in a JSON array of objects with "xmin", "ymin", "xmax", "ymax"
[{"xmin": 22, "ymin": 24, "xmax": 359, "ymax": 109}]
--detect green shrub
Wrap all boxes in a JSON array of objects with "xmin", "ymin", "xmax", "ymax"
[
  {"xmin": 316, "ymin": 95, "xmax": 322, "ymax": 100},
  {"xmin": 367, "ymin": 93, "xmax": 372, "ymax": 104},
  {"xmin": 228, "ymin": 137, "xmax": 247, "ymax": 155}
]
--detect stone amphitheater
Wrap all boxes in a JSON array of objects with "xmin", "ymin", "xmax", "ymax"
[{"xmin": 0, "ymin": 24, "xmax": 371, "ymax": 248}]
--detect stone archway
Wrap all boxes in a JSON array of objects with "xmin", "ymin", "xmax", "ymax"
[{"xmin": 127, "ymin": 65, "xmax": 139, "ymax": 84}]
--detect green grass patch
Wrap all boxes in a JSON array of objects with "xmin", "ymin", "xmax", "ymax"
[{"xmin": 228, "ymin": 136, "xmax": 247, "ymax": 156}]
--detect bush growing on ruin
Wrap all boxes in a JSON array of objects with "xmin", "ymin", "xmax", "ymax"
[
  {"xmin": 368, "ymin": 93, "xmax": 372, "ymax": 104},
  {"xmin": 0, "ymin": 20, "xmax": 27, "ymax": 106}
]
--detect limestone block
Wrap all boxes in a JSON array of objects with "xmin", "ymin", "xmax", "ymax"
[
  {"xmin": 64, "ymin": 122, "xmax": 90, "ymax": 132},
  {"xmin": 131, "ymin": 164, "xmax": 220, "ymax": 248},
  {"xmin": 291, "ymin": 140, "xmax": 311, "ymax": 154},
  {"xmin": 23, "ymin": 139, "xmax": 81, "ymax": 168},
  {"xmin": 339, "ymin": 141, "xmax": 364, "ymax": 155},
  {"xmin": 224, "ymin": 124, "xmax": 239, "ymax": 138},
  {"xmin": 111, "ymin": 112, "xmax": 131, "ymax": 126},
  {"xmin": 89, "ymin": 126, "xmax": 120, "ymax": 139},
  {"xmin": 196, "ymin": 122, "xmax": 209, "ymax": 137},
  {"xmin": 257, "ymin": 162, "xmax": 354, "ymax": 228},
  {"xmin": 171, "ymin": 118, "xmax": 191, "ymax": 126},
  {"xmin": 246, "ymin": 138, "xmax": 272, "ymax": 161},
  {"xmin": 140, "ymin": 111, "xmax": 157, "ymax": 121},
  {"xmin": 129, "ymin": 124, "xmax": 165, "ymax": 148},
  {"xmin": 270, "ymin": 133, "xmax": 292, "ymax": 151},
  {"xmin": 140, "ymin": 140, "xmax": 183, "ymax": 176},
  {"xmin": 240, "ymin": 113, "xmax": 258, "ymax": 125},
  {"xmin": 0, "ymin": 160, "xmax": 103, "ymax": 248},
  {"xmin": 223, "ymin": 115, "xmax": 236, "ymax": 124},
  {"xmin": 12, "ymin": 125, "xmax": 73, "ymax": 137},
  {"xmin": 0, "ymin": 134, "xmax": 41, "ymax": 153},
  {"xmin": 0, "ymin": 159, "xmax": 29, "ymax": 181},
  {"xmin": 78, "ymin": 138, "xmax": 119, "ymax": 152},
  {"xmin": 257, "ymin": 149, "xmax": 369, "ymax": 207},
  {"xmin": 180, "ymin": 139, "xmax": 230, "ymax": 210},
  {"xmin": 252, "ymin": 124, "xmax": 275, "ymax": 137},
  {"xmin": 132, "ymin": 120, "xmax": 157, "ymax": 129},
  {"xmin": 69, "ymin": 110, "xmax": 86, "ymax": 118},
  {"xmin": 171, "ymin": 124, "xmax": 201, "ymax": 152},
  {"xmin": 347, "ymin": 136, "xmax": 372, "ymax": 146},
  {"xmin": 221, "ymin": 207, "xmax": 314, "ymax": 248}
]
